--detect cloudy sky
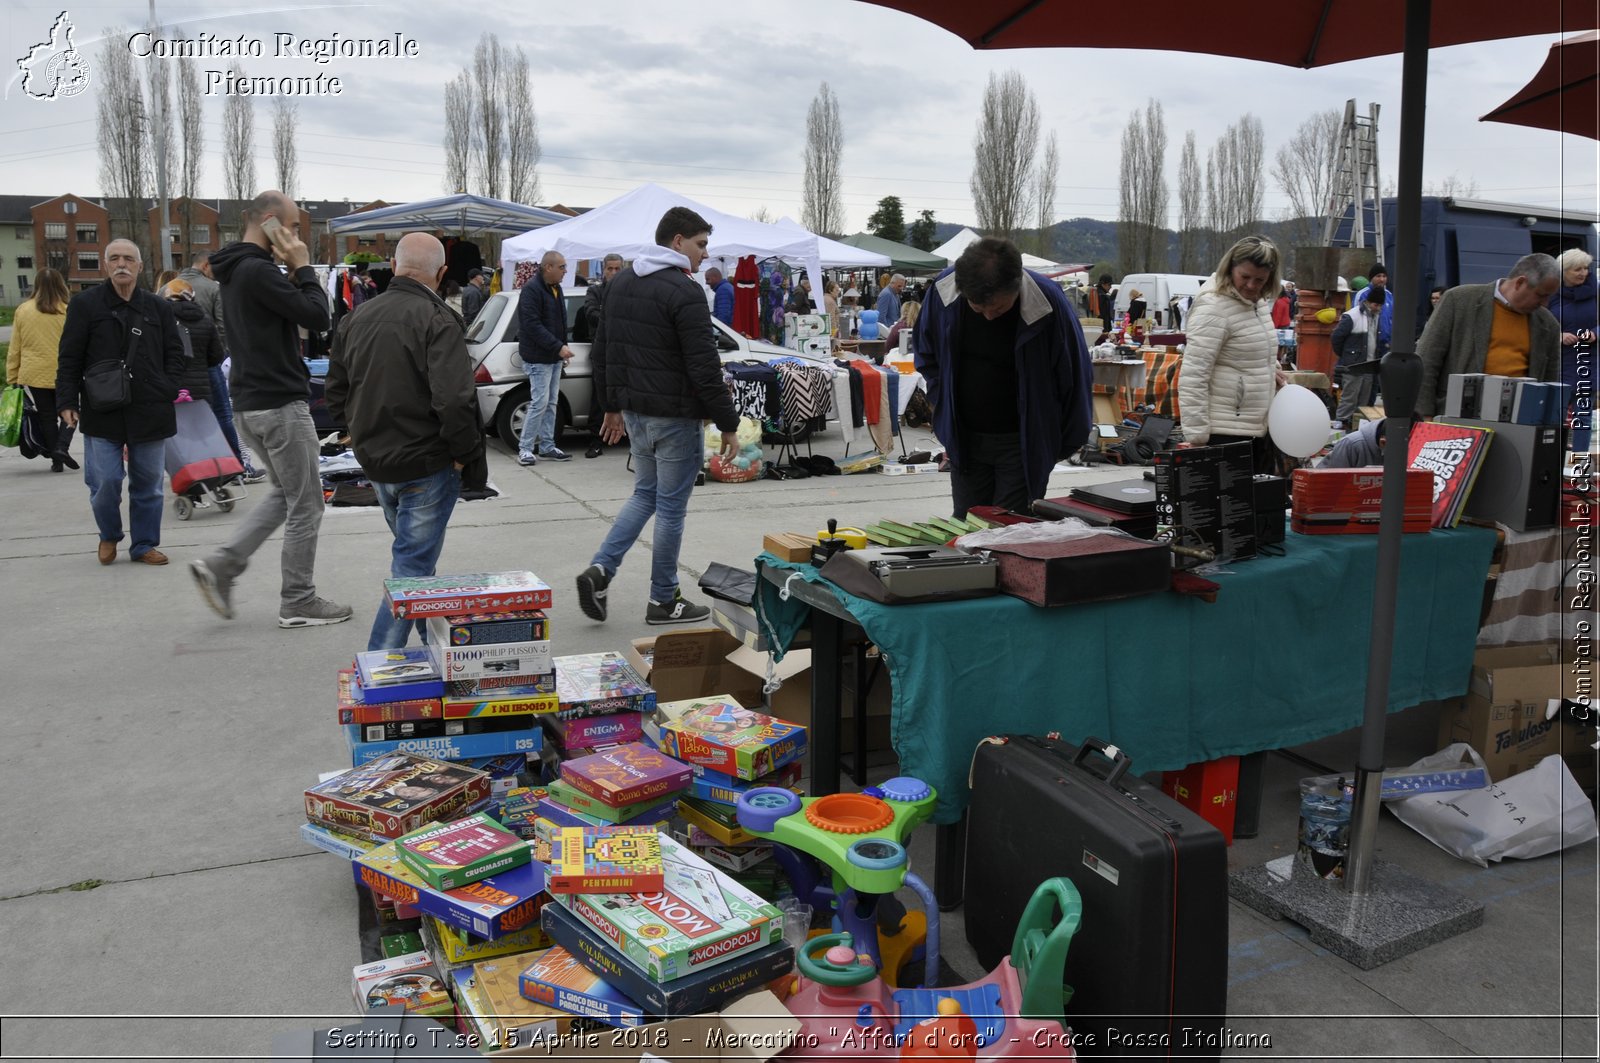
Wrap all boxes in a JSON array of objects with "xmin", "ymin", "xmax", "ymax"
[{"xmin": 1, "ymin": 0, "xmax": 1595, "ymax": 235}]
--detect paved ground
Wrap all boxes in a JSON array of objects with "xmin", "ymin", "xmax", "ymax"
[{"xmin": 0, "ymin": 421, "xmax": 1593, "ymax": 1062}]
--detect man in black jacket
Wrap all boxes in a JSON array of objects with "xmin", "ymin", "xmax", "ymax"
[
  {"xmin": 515, "ymin": 249, "xmax": 574, "ymax": 465},
  {"xmin": 575, "ymin": 207, "xmax": 739, "ymax": 626},
  {"xmin": 189, "ymin": 190, "xmax": 351, "ymax": 629},
  {"xmin": 581, "ymin": 252, "xmax": 625, "ymax": 458},
  {"xmin": 56, "ymin": 238, "xmax": 187, "ymax": 566},
  {"xmin": 326, "ymin": 233, "xmax": 488, "ymax": 650}
]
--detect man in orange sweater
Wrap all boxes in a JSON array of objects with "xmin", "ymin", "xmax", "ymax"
[{"xmin": 1417, "ymin": 253, "xmax": 1560, "ymax": 416}]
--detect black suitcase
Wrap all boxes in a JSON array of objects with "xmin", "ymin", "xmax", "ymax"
[{"xmin": 964, "ymin": 735, "xmax": 1228, "ymax": 1058}]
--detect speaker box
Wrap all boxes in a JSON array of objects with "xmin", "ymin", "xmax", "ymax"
[
  {"xmin": 1252, "ymin": 474, "xmax": 1287, "ymax": 546},
  {"xmin": 1438, "ymin": 418, "xmax": 1562, "ymax": 531}
]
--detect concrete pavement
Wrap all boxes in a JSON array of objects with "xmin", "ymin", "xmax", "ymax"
[{"xmin": 0, "ymin": 424, "xmax": 1592, "ymax": 1061}]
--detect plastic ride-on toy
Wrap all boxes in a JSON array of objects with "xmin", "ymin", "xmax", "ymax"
[
  {"xmin": 737, "ymin": 778, "xmax": 939, "ymax": 988},
  {"xmin": 776, "ymin": 877, "xmax": 1084, "ymax": 1059}
]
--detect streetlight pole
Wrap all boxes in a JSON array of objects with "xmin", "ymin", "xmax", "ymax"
[{"xmin": 150, "ymin": 0, "xmax": 172, "ymax": 275}]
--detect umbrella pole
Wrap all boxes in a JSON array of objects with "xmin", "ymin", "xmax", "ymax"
[{"xmin": 1344, "ymin": 0, "xmax": 1430, "ymax": 896}]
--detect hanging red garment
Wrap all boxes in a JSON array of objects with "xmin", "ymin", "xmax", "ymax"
[{"xmin": 732, "ymin": 255, "xmax": 761, "ymax": 338}]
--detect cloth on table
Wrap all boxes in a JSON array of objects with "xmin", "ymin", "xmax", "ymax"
[
  {"xmin": 756, "ymin": 525, "xmax": 1497, "ymax": 824},
  {"xmin": 885, "ymin": 372, "xmax": 900, "ymax": 437},
  {"xmin": 1477, "ymin": 525, "xmax": 1574, "ymax": 647},
  {"xmin": 853, "ymin": 360, "xmax": 893, "ymax": 453},
  {"xmin": 830, "ymin": 370, "xmax": 859, "ymax": 449},
  {"xmin": 1141, "ymin": 348, "xmax": 1183, "ymax": 419},
  {"xmin": 771, "ymin": 360, "xmax": 832, "ymax": 434},
  {"xmin": 724, "ymin": 362, "xmax": 780, "ymax": 427}
]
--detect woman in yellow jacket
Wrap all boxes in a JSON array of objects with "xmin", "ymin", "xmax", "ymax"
[{"xmin": 5, "ymin": 268, "xmax": 77, "ymax": 471}]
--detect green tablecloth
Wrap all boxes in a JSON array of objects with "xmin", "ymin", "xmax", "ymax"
[{"xmin": 757, "ymin": 527, "xmax": 1497, "ymax": 824}]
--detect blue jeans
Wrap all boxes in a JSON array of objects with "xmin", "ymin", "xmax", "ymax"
[
  {"xmin": 368, "ymin": 466, "xmax": 462, "ymax": 650},
  {"xmin": 590, "ymin": 413, "xmax": 703, "ymax": 603},
  {"xmin": 518, "ymin": 361, "xmax": 563, "ymax": 455},
  {"xmin": 206, "ymin": 365, "xmax": 248, "ymax": 468},
  {"xmin": 83, "ymin": 435, "xmax": 166, "ymax": 557}
]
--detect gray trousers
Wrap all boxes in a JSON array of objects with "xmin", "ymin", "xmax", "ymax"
[
  {"xmin": 1335, "ymin": 365, "xmax": 1377, "ymax": 421},
  {"xmin": 210, "ymin": 400, "xmax": 324, "ymax": 607}
]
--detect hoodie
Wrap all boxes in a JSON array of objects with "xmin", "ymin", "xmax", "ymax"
[
  {"xmin": 209, "ymin": 241, "xmax": 330, "ymax": 412},
  {"xmin": 1320, "ymin": 417, "xmax": 1385, "ymax": 469}
]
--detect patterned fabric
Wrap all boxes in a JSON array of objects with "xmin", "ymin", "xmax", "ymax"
[
  {"xmin": 773, "ymin": 361, "xmax": 832, "ymax": 430},
  {"xmin": 724, "ymin": 363, "xmax": 779, "ymax": 425},
  {"xmin": 512, "ymin": 260, "xmax": 538, "ymax": 291},
  {"xmin": 1141, "ymin": 349, "xmax": 1183, "ymax": 420}
]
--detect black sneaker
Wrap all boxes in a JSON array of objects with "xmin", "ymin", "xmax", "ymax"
[
  {"xmin": 584, "ymin": 440, "xmax": 604, "ymax": 459},
  {"xmin": 576, "ymin": 564, "xmax": 611, "ymax": 622},
  {"xmin": 646, "ymin": 591, "xmax": 710, "ymax": 626}
]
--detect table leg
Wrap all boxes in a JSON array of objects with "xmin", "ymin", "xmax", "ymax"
[
  {"xmin": 811, "ymin": 608, "xmax": 843, "ymax": 797},
  {"xmin": 934, "ymin": 817, "xmax": 967, "ymax": 911},
  {"xmin": 849, "ymin": 644, "xmax": 869, "ymax": 787}
]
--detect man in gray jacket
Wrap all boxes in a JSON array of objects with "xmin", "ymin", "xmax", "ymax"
[
  {"xmin": 1418, "ymin": 253, "xmax": 1561, "ymax": 416},
  {"xmin": 326, "ymin": 233, "xmax": 487, "ymax": 650}
]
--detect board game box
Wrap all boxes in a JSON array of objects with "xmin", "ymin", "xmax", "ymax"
[
  {"xmin": 554, "ymin": 652, "xmax": 657, "ymax": 719},
  {"xmin": 519, "ymin": 944, "xmax": 647, "ymax": 1028},
  {"xmin": 546, "ymin": 826, "xmax": 664, "ymax": 894},
  {"xmin": 471, "ymin": 952, "xmax": 583, "ymax": 1045},
  {"xmin": 351, "ymin": 950, "xmax": 454, "ymax": 1024},
  {"xmin": 648, "ymin": 696, "xmax": 807, "ymax": 781},
  {"xmin": 442, "ymin": 692, "xmax": 559, "ymax": 720},
  {"xmin": 359, "ymin": 714, "xmax": 540, "ymax": 744},
  {"xmin": 355, "ymin": 648, "xmax": 446, "ymax": 703},
  {"xmin": 559, "ymin": 742, "xmax": 693, "ymax": 809},
  {"xmin": 676, "ymin": 799, "xmax": 759, "ymax": 847},
  {"xmin": 430, "ymin": 638, "xmax": 554, "ymax": 682},
  {"xmin": 544, "ymin": 711, "xmax": 645, "ymax": 751},
  {"xmin": 385, "ymin": 571, "xmax": 553, "ymax": 619},
  {"xmin": 540, "ymin": 898, "xmax": 794, "ymax": 1017},
  {"xmin": 337, "ymin": 669, "xmax": 443, "ymax": 726},
  {"xmin": 396, "ymin": 812, "xmax": 532, "ymax": 891},
  {"xmin": 420, "ymin": 914, "xmax": 551, "ymax": 967},
  {"xmin": 429, "ymin": 610, "xmax": 549, "ymax": 647},
  {"xmin": 686, "ymin": 761, "xmax": 804, "ymax": 809},
  {"xmin": 548, "ymin": 832, "xmax": 783, "ymax": 981},
  {"xmin": 355, "ymin": 840, "xmax": 548, "ymax": 939},
  {"xmin": 344, "ymin": 724, "xmax": 543, "ymax": 767},
  {"xmin": 544, "ymin": 778, "xmax": 678, "ymax": 826},
  {"xmin": 299, "ymin": 821, "xmax": 380, "ymax": 860},
  {"xmin": 448, "ymin": 672, "xmax": 557, "ymax": 697},
  {"xmin": 305, "ymin": 755, "xmax": 491, "ymax": 841}
]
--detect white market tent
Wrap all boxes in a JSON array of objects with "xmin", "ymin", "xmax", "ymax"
[
  {"xmin": 499, "ymin": 184, "xmax": 889, "ymax": 299},
  {"xmin": 931, "ymin": 226, "xmax": 1059, "ymax": 271},
  {"xmin": 327, "ymin": 193, "xmax": 567, "ymax": 235}
]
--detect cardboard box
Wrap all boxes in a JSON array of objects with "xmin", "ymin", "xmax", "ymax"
[
  {"xmin": 625, "ymin": 629, "xmax": 765, "ymax": 707},
  {"xmin": 725, "ymin": 644, "xmax": 892, "ymax": 755},
  {"xmin": 1438, "ymin": 645, "xmax": 1565, "ymax": 781}
]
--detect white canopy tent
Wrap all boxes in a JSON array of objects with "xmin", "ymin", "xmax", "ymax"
[
  {"xmin": 499, "ymin": 183, "xmax": 888, "ymax": 303},
  {"xmin": 931, "ymin": 226, "xmax": 1059, "ymax": 271},
  {"xmin": 327, "ymin": 193, "xmax": 566, "ymax": 236}
]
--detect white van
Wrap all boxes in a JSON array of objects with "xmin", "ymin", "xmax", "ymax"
[{"xmin": 1113, "ymin": 273, "xmax": 1211, "ymax": 330}]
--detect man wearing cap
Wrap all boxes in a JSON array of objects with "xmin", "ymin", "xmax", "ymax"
[
  {"xmin": 1352, "ymin": 265, "xmax": 1395, "ymax": 347},
  {"xmin": 461, "ymin": 268, "xmax": 489, "ymax": 325}
]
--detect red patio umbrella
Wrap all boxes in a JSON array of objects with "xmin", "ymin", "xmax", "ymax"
[
  {"xmin": 859, "ymin": 0, "xmax": 1600, "ymax": 901},
  {"xmin": 1482, "ymin": 29, "xmax": 1600, "ymax": 140}
]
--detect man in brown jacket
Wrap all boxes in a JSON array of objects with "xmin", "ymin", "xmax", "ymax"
[{"xmin": 1417, "ymin": 253, "xmax": 1561, "ymax": 416}]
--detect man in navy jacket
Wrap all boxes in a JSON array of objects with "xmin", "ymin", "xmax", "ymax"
[
  {"xmin": 914, "ymin": 237, "xmax": 1092, "ymax": 518},
  {"xmin": 515, "ymin": 250, "xmax": 574, "ymax": 464}
]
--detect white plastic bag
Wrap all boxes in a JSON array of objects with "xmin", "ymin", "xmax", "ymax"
[{"xmin": 1388, "ymin": 754, "xmax": 1598, "ymax": 867}]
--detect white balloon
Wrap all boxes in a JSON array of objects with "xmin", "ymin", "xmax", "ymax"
[{"xmin": 1268, "ymin": 384, "xmax": 1332, "ymax": 458}]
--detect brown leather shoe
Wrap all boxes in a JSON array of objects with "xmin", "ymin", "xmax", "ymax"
[
  {"xmin": 133, "ymin": 548, "xmax": 169, "ymax": 566},
  {"xmin": 97, "ymin": 541, "xmax": 116, "ymax": 565}
]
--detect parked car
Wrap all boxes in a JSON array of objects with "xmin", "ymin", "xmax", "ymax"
[{"xmin": 468, "ymin": 288, "xmax": 828, "ymax": 449}]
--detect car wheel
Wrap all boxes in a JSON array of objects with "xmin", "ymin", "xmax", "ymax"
[{"xmin": 495, "ymin": 386, "xmax": 530, "ymax": 450}]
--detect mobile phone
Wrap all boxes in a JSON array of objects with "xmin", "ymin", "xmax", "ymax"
[{"xmin": 261, "ymin": 216, "xmax": 284, "ymax": 240}]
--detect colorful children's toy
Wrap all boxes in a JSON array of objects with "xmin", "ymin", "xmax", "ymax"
[{"xmin": 777, "ymin": 878, "xmax": 1083, "ymax": 1060}]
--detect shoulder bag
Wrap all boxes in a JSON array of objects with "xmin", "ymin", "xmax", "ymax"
[{"xmin": 81, "ymin": 315, "xmax": 142, "ymax": 412}]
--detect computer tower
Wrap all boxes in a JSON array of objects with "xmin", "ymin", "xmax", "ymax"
[{"xmin": 1438, "ymin": 417, "xmax": 1562, "ymax": 531}]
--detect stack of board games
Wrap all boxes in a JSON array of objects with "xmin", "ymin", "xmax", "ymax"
[
  {"xmin": 541, "ymin": 652, "xmax": 656, "ymax": 760},
  {"xmin": 532, "ymin": 832, "xmax": 794, "ymax": 1021},
  {"xmin": 559, "ymin": 741, "xmax": 694, "ymax": 812}
]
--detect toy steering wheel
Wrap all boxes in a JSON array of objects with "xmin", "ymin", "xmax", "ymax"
[{"xmin": 797, "ymin": 933, "xmax": 878, "ymax": 987}]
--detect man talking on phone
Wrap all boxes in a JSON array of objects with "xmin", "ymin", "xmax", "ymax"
[{"xmin": 190, "ymin": 190, "xmax": 352, "ymax": 629}]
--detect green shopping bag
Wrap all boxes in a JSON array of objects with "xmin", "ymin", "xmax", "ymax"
[{"xmin": 0, "ymin": 386, "xmax": 22, "ymax": 448}]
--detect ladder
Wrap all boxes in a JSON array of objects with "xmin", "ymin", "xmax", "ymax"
[{"xmin": 1323, "ymin": 99, "xmax": 1384, "ymax": 253}]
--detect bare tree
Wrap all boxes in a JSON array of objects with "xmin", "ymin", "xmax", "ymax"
[
  {"xmin": 1272, "ymin": 108, "xmax": 1340, "ymax": 250},
  {"xmin": 504, "ymin": 47, "xmax": 541, "ymax": 205},
  {"xmin": 1033, "ymin": 131, "xmax": 1059, "ymax": 259},
  {"xmin": 443, "ymin": 72, "xmax": 475, "ymax": 194},
  {"xmin": 271, "ymin": 97, "xmax": 299, "ymax": 201},
  {"xmin": 94, "ymin": 28, "xmax": 150, "ymax": 264},
  {"xmin": 749, "ymin": 205, "xmax": 774, "ymax": 224},
  {"xmin": 146, "ymin": 57, "xmax": 174, "ymax": 215},
  {"xmin": 1176, "ymin": 131, "xmax": 1206, "ymax": 272},
  {"xmin": 1381, "ymin": 172, "xmax": 1481, "ymax": 198},
  {"xmin": 1117, "ymin": 99, "xmax": 1169, "ymax": 274},
  {"xmin": 221, "ymin": 65, "xmax": 256, "ymax": 204},
  {"xmin": 970, "ymin": 70, "xmax": 1040, "ymax": 238},
  {"xmin": 177, "ymin": 61, "xmax": 203, "ymax": 262},
  {"xmin": 471, "ymin": 35, "xmax": 506, "ymax": 198},
  {"xmin": 1206, "ymin": 114, "xmax": 1265, "ymax": 249},
  {"xmin": 801, "ymin": 82, "xmax": 844, "ymax": 237}
]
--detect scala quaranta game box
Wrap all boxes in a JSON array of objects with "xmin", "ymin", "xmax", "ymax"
[{"xmin": 649, "ymin": 696, "xmax": 807, "ymax": 781}]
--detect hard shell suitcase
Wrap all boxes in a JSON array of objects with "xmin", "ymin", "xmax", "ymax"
[{"xmin": 964, "ymin": 735, "xmax": 1228, "ymax": 1058}]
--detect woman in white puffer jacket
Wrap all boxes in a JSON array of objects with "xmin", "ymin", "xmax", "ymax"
[{"xmin": 1177, "ymin": 235, "xmax": 1287, "ymax": 470}]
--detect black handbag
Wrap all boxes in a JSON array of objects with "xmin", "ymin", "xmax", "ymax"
[{"xmin": 82, "ymin": 320, "xmax": 142, "ymax": 412}]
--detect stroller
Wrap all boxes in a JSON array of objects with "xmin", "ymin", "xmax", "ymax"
[{"xmin": 165, "ymin": 399, "xmax": 247, "ymax": 520}]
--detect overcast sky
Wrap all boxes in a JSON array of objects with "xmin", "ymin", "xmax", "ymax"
[{"xmin": 2, "ymin": 0, "xmax": 1595, "ymax": 235}]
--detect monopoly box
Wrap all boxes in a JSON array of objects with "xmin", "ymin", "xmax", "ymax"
[
  {"xmin": 519, "ymin": 944, "xmax": 648, "ymax": 1028},
  {"xmin": 546, "ymin": 826, "xmax": 664, "ymax": 895},
  {"xmin": 305, "ymin": 754, "xmax": 492, "ymax": 842},
  {"xmin": 540, "ymin": 896, "xmax": 794, "ymax": 1017},
  {"xmin": 548, "ymin": 832, "xmax": 783, "ymax": 982},
  {"xmin": 554, "ymin": 652, "xmax": 656, "ymax": 719},
  {"xmin": 355, "ymin": 840, "xmax": 549, "ymax": 939},
  {"xmin": 559, "ymin": 742, "xmax": 693, "ymax": 809},
  {"xmin": 345, "ymin": 725, "xmax": 544, "ymax": 767},
  {"xmin": 385, "ymin": 571, "xmax": 554, "ymax": 620},
  {"xmin": 648, "ymin": 696, "xmax": 807, "ymax": 781}
]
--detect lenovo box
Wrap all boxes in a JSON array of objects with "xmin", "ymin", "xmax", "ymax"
[{"xmin": 1437, "ymin": 645, "xmax": 1564, "ymax": 781}]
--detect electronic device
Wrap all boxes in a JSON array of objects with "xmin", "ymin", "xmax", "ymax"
[
  {"xmin": 1070, "ymin": 479, "xmax": 1158, "ymax": 515},
  {"xmin": 834, "ymin": 546, "xmax": 998, "ymax": 597},
  {"xmin": 1439, "ymin": 417, "xmax": 1562, "ymax": 531},
  {"xmin": 1443, "ymin": 373, "xmax": 1484, "ymax": 419},
  {"xmin": 261, "ymin": 215, "xmax": 284, "ymax": 239},
  {"xmin": 1252, "ymin": 474, "xmax": 1287, "ymax": 547}
]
